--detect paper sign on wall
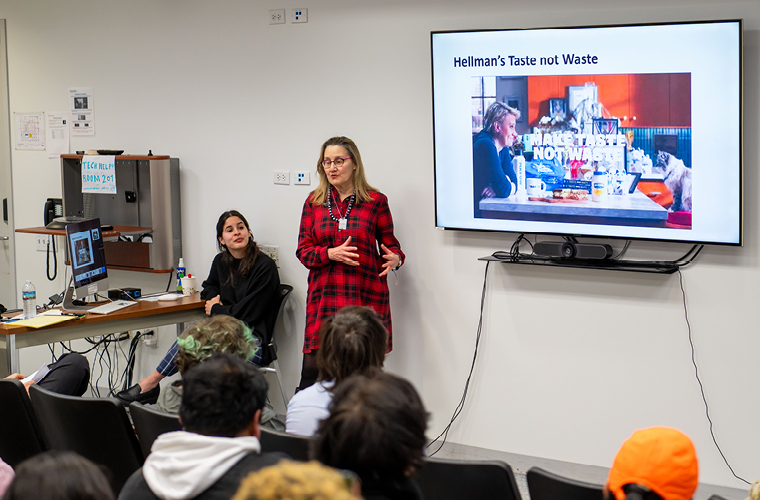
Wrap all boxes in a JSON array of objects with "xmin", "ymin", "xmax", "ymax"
[
  {"xmin": 14, "ymin": 112, "xmax": 45, "ymax": 150},
  {"xmin": 69, "ymin": 87, "xmax": 95, "ymax": 136},
  {"xmin": 81, "ymin": 155, "xmax": 116, "ymax": 194},
  {"xmin": 47, "ymin": 112, "xmax": 69, "ymax": 159}
]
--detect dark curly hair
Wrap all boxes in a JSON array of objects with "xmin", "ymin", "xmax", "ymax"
[{"xmin": 180, "ymin": 353, "xmax": 268, "ymax": 437}]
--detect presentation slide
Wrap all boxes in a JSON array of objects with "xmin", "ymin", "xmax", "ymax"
[{"xmin": 432, "ymin": 21, "xmax": 741, "ymax": 244}]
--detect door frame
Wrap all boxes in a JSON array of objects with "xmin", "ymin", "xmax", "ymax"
[{"xmin": 0, "ymin": 19, "xmax": 17, "ymax": 313}]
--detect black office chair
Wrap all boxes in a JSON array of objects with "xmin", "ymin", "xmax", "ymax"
[
  {"xmin": 414, "ymin": 456, "xmax": 522, "ymax": 500},
  {"xmin": 259, "ymin": 426, "xmax": 310, "ymax": 461},
  {"xmin": 0, "ymin": 378, "xmax": 46, "ymax": 467},
  {"xmin": 527, "ymin": 466, "xmax": 604, "ymax": 500},
  {"xmin": 29, "ymin": 384, "xmax": 143, "ymax": 494},
  {"xmin": 130, "ymin": 402, "xmax": 182, "ymax": 457},
  {"xmin": 259, "ymin": 284, "xmax": 293, "ymax": 407}
]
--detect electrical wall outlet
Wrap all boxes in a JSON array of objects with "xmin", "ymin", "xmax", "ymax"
[
  {"xmin": 142, "ymin": 330, "xmax": 157, "ymax": 347},
  {"xmin": 259, "ymin": 245, "xmax": 280, "ymax": 268},
  {"xmin": 291, "ymin": 8, "xmax": 308, "ymax": 23},
  {"xmin": 36, "ymin": 234, "xmax": 50, "ymax": 252},
  {"xmin": 294, "ymin": 172, "xmax": 310, "ymax": 185},
  {"xmin": 269, "ymin": 9, "xmax": 285, "ymax": 24},
  {"xmin": 273, "ymin": 171, "xmax": 290, "ymax": 185}
]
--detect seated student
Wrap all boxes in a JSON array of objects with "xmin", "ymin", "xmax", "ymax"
[
  {"xmin": 119, "ymin": 354, "xmax": 289, "ymax": 500},
  {"xmin": 156, "ymin": 314, "xmax": 260, "ymax": 413},
  {"xmin": 5, "ymin": 450, "xmax": 114, "ymax": 500},
  {"xmin": 154, "ymin": 314, "xmax": 284, "ymax": 430},
  {"xmin": 232, "ymin": 460, "xmax": 360, "ymax": 500},
  {"xmin": 605, "ymin": 427, "xmax": 699, "ymax": 500},
  {"xmin": 4, "ymin": 352, "xmax": 89, "ymax": 396},
  {"xmin": 286, "ymin": 305, "xmax": 387, "ymax": 437},
  {"xmin": 117, "ymin": 210, "xmax": 280, "ymax": 406},
  {"xmin": 312, "ymin": 373, "xmax": 429, "ymax": 500}
]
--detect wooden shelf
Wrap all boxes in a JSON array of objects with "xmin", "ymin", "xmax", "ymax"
[
  {"xmin": 16, "ymin": 225, "xmax": 152, "ymax": 237},
  {"xmin": 61, "ymin": 154, "xmax": 170, "ymax": 160},
  {"xmin": 16, "ymin": 226, "xmax": 170, "ymax": 273}
]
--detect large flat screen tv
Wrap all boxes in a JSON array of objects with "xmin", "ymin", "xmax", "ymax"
[{"xmin": 431, "ymin": 20, "xmax": 742, "ymax": 245}]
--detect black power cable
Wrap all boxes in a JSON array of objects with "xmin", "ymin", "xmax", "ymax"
[
  {"xmin": 676, "ymin": 267, "xmax": 749, "ymax": 485},
  {"xmin": 427, "ymin": 260, "xmax": 490, "ymax": 456},
  {"xmin": 46, "ymin": 236, "xmax": 57, "ymax": 281}
]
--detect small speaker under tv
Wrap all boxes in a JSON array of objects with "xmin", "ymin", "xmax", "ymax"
[{"xmin": 534, "ymin": 241, "xmax": 613, "ymax": 260}]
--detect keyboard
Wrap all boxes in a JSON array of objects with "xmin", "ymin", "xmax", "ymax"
[{"xmin": 88, "ymin": 300, "xmax": 137, "ymax": 315}]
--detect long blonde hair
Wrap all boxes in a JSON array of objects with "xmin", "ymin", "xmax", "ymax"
[{"xmin": 310, "ymin": 136, "xmax": 377, "ymax": 205}]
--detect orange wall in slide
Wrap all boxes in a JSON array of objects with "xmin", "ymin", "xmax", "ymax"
[{"xmin": 527, "ymin": 74, "xmax": 690, "ymax": 128}]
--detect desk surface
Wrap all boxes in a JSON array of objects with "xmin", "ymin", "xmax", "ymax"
[
  {"xmin": 1, "ymin": 294, "xmax": 205, "ymax": 340},
  {"xmin": 1, "ymin": 294, "xmax": 206, "ymax": 373}
]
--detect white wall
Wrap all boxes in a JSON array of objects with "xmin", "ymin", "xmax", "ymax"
[{"xmin": 1, "ymin": 0, "xmax": 758, "ymax": 487}]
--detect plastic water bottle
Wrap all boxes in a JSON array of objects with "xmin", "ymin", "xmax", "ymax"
[
  {"xmin": 22, "ymin": 280, "xmax": 36, "ymax": 319},
  {"xmin": 176, "ymin": 258, "xmax": 186, "ymax": 293}
]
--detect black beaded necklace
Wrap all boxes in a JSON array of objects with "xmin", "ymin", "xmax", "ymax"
[{"xmin": 328, "ymin": 188, "xmax": 355, "ymax": 231}]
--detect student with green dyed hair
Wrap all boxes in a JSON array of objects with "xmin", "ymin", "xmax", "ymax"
[{"xmin": 156, "ymin": 315, "xmax": 260, "ymax": 414}]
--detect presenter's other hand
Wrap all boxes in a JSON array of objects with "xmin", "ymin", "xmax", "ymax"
[
  {"xmin": 379, "ymin": 244, "xmax": 400, "ymax": 277},
  {"xmin": 328, "ymin": 236, "xmax": 360, "ymax": 266},
  {"xmin": 482, "ymin": 186, "xmax": 496, "ymax": 198},
  {"xmin": 205, "ymin": 295, "xmax": 222, "ymax": 315}
]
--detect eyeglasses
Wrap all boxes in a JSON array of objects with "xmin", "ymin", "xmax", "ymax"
[{"xmin": 322, "ymin": 157, "xmax": 351, "ymax": 168}]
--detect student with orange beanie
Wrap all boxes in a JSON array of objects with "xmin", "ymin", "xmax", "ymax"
[{"xmin": 606, "ymin": 427, "xmax": 699, "ymax": 500}]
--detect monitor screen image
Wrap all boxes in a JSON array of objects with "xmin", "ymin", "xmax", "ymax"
[
  {"xmin": 65, "ymin": 218, "xmax": 108, "ymax": 294},
  {"xmin": 431, "ymin": 20, "xmax": 742, "ymax": 245}
]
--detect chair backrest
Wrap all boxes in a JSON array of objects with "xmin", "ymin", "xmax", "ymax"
[
  {"xmin": 261, "ymin": 283, "xmax": 293, "ymax": 365},
  {"xmin": 414, "ymin": 456, "xmax": 522, "ymax": 500},
  {"xmin": 527, "ymin": 466, "xmax": 604, "ymax": 500},
  {"xmin": 0, "ymin": 379, "xmax": 45, "ymax": 467},
  {"xmin": 707, "ymin": 495, "xmax": 730, "ymax": 500},
  {"xmin": 130, "ymin": 402, "xmax": 182, "ymax": 457},
  {"xmin": 29, "ymin": 384, "xmax": 143, "ymax": 494},
  {"xmin": 259, "ymin": 426, "xmax": 310, "ymax": 461}
]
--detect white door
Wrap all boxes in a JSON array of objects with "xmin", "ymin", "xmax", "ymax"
[{"xmin": 0, "ymin": 20, "xmax": 16, "ymax": 312}]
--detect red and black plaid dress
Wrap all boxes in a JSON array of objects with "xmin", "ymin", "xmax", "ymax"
[{"xmin": 296, "ymin": 188, "xmax": 404, "ymax": 353}]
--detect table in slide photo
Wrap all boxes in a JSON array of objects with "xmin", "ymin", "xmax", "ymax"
[
  {"xmin": 480, "ymin": 191, "xmax": 669, "ymax": 227},
  {"xmin": 0, "ymin": 293, "xmax": 206, "ymax": 374}
]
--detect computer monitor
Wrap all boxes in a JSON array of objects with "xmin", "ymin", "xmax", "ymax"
[{"xmin": 62, "ymin": 218, "xmax": 109, "ymax": 311}]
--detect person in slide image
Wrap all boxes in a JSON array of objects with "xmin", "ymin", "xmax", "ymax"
[
  {"xmin": 296, "ymin": 136, "xmax": 405, "ymax": 391},
  {"xmin": 472, "ymin": 101, "xmax": 519, "ymax": 218},
  {"xmin": 117, "ymin": 210, "xmax": 280, "ymax": 405}
]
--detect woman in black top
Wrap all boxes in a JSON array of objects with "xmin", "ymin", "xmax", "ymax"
[{"xmin": 116, "ymin": 210, "xmax": 280, "ymax": 405}]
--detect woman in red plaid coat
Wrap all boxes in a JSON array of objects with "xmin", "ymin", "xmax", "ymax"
[{"xmin": 296, "ymin": 136, "xmax": 404, "ymax": 390}]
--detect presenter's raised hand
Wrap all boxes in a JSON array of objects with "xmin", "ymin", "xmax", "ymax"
[
  {"xmin": 205, "ymin": 295, "xmax": 222, "ymax": 315},
  {"xmin": 379, "ymin": 244, "xmax": 400, "ymax": 277},
  {"xmin": 328, "ymin": 236, "xmax": 360, "ymax": 266}
]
